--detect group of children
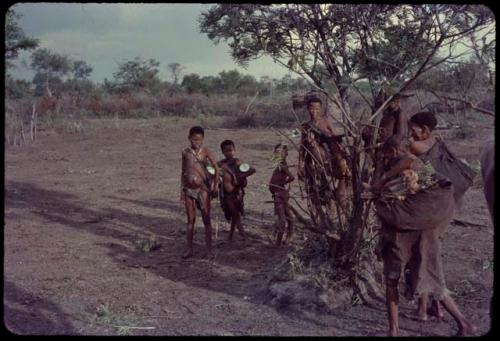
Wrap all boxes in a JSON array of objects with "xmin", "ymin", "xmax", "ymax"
[
  {"xmin": 178, "ymin": 95, "xmax": 477, "ymax": 336},
  {"xmin": 180, "ymin": 126, "xmax": 296, "ymax": 259}
]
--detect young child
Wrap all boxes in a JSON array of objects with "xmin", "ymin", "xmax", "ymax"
[
  {"xmin": 269, "ymin": 144, "xmax": 295, "ymax": 246},
  {"xmin": 217, "ymin": 140, "xmax": 256, "ymax": 242},
  {"xmin": 298, "ymin": 97, "xmax": 349, "ymax": 223},
  {"xmin": 370, "ymin": 135, "xmax": 476, "ymax": 336},
  {"xmin": 180, "ymin": 126, "xmax": 220, "ymax": 259}
]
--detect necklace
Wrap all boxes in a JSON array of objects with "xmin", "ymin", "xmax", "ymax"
[{"xmin": 190, "ymin": 147, "xmax": 203, "ymax": 160}]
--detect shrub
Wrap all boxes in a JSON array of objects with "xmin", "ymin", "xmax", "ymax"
[{"xmin": 453, "ymin": 126, "xmax": 476, "ymax": 139}]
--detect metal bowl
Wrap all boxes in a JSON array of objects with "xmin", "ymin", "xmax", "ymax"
[
  {"xmin": 239, "ymin": 163, "xmax": 250, "ymax": 173},
  {"xmin": 206, "ymin": 165, "xmax": 216, "ymax": 175}
]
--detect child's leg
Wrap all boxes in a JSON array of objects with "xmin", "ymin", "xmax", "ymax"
[
  {"xmin": 182, "ymin": 196, "xmax": 196, "ymax": 258},
  {"xmin": 225, "ymin": 198, "xmax": 240, "ymax": 241},
  {"xmin": 275, "ymin": 202, "xmax": 286, "ymax": 247},
  {"xmin": 386, "ymin": 277, "xmax": 400, "ymax": 336},
  {"xmin": 428, "ymin": 296, "xmax": 444, "ymax": 320},
  {"xmin": 200, "ymin": 191, "xmax": 213, "ymax": 258},
  {"xmin": 439, "ymin": 294, "xmax": 477, "ymax": 336},
  {"xmin": 417, "ymin": 293, "xmax": 429, "ymax": 321}
]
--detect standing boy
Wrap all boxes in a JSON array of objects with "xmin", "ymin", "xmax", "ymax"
[
  {"xmin": 217, "ymin": 140, "xmax": 256, "ymax": 242},
  {"xmin": 180, "ymin": 126, "xmax": 220, "ymax": 259},
  {"xmin": 269, "ymin": 144, "xmax": 295, "ymax": 246},
  {"xmin": 298, "ymin": 97, "xmax": 349, "ymax": 226}
]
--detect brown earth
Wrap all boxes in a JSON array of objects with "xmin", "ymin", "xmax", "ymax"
[{"xmin": 4, "ymin": 117, "xmax": 494, "ymax": 336}]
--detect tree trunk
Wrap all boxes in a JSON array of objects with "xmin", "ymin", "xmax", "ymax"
[
  {"xmin": 335, "ymin": 141, "xmax": 365, "ymax": 267},
  {"xmin": 45, "ymin": 74, "xmax": 53, "ymax": 98},
  {"xmin": 30, "ymin": 103, "xmax": 36, "ymax": 141}
]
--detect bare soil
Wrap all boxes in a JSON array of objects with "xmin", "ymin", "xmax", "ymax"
[{"xmin": 4, "ymin": 117, "xmax": 494, "ymax": 336}]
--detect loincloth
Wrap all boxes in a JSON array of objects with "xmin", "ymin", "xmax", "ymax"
[
  {"xmin": 220, "ymin": 188, "xmax": 244, "ymax": 222},
  {"xmin": 183, "ymin": 186, "xmax": 209, "ymax": 211}
]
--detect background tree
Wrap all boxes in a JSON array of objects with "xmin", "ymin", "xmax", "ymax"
[
  {"xmin": 5, "ymin": 8, "xmax": 39, "ymax": 69},
  {"xmin": 200, "ymin": 3, "xmax": 494, "ymax": 298},
  {"xmin": 168, "ymin": 62, "xmax": 186, "ymax": 86},
  {"xmin": 181, "ymin": 73, "xmax": 203, "ymax": 94},
  {"xmin": 112, "ymin": 57, "xmax": 161, "ymax": 93},
  {"xmin": 30, "ymin": 48, "xmax": 72, "ymax": 97},
  {"xmin": 66, "ymin": 60, "xmax": 95, "ymax": 99}
]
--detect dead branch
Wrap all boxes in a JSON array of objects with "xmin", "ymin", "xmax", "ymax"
[
  {"xmin": 430, "ymin": 91, "xmax": 494, "ymax": 117},
  {"xmin": 451, "ymin": 218, "xmax": 488, "ymax": 228}
]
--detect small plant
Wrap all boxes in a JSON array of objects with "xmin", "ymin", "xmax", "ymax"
[
  {"xmin": 453, "ymin": 126, "xmax": 476, "ymax": 139},
  {"xmin": 81, "ymin": 303, "xmax": 155, "ymax": 335},
  {"xmin": 133, "ymin": 234, "xmax": 162, "ymax": 252}
]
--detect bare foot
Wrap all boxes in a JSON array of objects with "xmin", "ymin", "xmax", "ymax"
[
  {"xmin": 388, "ymin": 328, "xmax": 399, "ymax": 337},
  {"xmin": 417, "ymin": 310, "xmax": 428, "ymax": 322},
  {"xmin": 456, "ymin": 322, "xmax": 477, "ymax": 336},
  {"xmin": 428, "ymin": 301, "xmax": 445, "ymax": 320},
  {"xmin": 181, "ymin": 249, "xmax": 193, "ymax": 259}
]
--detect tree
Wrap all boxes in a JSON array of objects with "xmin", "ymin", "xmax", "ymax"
[
  {"xmin": 30, "ymin": 48, "xmax": 72, "ymax": 97},
  {"xmin": 5, "ymin": 75, "xmax": 32, "ymax": 99},
  {"xmin": 112, "ymin": 57, "xmax": 161, "ymax": 93},
  {"xmin": 5, "ymin": 8, "xmax": 39, "ymax": 68},
  {"xmin": 181, "ymin": 73, "xmax": 203, "ymax": 94},
  {"xmin": 72, "ymin": 60, "xmax": 93, "ymax": 80},
  {"xmin": 168, "ymin": 62, "xmax": 186, "ymax": 86},
  {"xmin": 200, "ymin": 4, "xmax": 494, "ymax": 302}
]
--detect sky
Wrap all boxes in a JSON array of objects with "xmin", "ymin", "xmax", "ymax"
[{"xmin": 9, "ymin": 3, "xmax": 293, "ymax": 83}]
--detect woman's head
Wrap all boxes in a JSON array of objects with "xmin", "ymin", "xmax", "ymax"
[{"xmin": 409, "ymin": 112, "xmax": 437, "ymax": 141}]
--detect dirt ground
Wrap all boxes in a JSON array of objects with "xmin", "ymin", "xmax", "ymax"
[{"xmin": 4, "ymin": 117, "xmax": 494, "ymax": 336}]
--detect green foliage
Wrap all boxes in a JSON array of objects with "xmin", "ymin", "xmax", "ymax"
[
  {"xmin": 72, "ymin": 60, "xmax": 93, "ymax": 79},
  {"xmin": 112, "ymin": 57, "xmax": 162, "ymax": 93},
  {"xmin": 200, "ymin": 4, "xmax": 494, "ymax": 112},
  {"xmin": 31, "ymin": 48, "xmax": 72, "ymax": 76},
  {"xmin": 30, "ymin": 48, "xmax": 73, "ymax": 96},
  {"xmin": 5, "ymin": 75, "xmax": 32, "ymax": 99},
  {"xmin": 5, "ymin": 8, "xmax": 39, "ymax": 67}
]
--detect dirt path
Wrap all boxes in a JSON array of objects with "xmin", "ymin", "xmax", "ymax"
[{"xmin": 4, "ymin": 118, "xmax": 493, "ymax": 335}]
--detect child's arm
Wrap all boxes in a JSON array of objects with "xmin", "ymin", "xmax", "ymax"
[
  {"xmin": 205, "ymin": 148, "xmax": 220, "ymax": 193},
  {"xmin": 282, "ymin": 163, "xmax": 295, "ymax": 184},
  {"xmin": 372, "ymin": 156, "xmax": 413, "ymax": 190},
  {"xmin": 325, "ymin": 118, "xmax": 337, "ymax": 136},
  {"xmin": 236, "ymin": 159, "xmax": 256, "ymax": 177},
  {"xmin": 180, "ymin": 151, "xmax": 186, "ymax": 202}
]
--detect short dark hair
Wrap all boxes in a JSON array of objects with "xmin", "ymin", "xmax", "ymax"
[
  {"xmin": 274, "ymin": 143, "xmax": 287, "ymax": 152},
  {"xmin": 306, "ymin": 97, "xmax": 322, "ymax": 107},
  {"xmin": 409, "ymin": 112, "xmax": 437, "ymax": 131},
  {"xmin": 188, "ymin": 126, "xmax": 204, "ymax": 137},
  {"xmin": 220, "ymin": 140, "xmax": 235, "ymax": 150}
]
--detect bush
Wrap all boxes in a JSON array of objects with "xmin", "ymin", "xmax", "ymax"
[{"xmin": 453, "ymin": 126, "xmax": 476, "ymax": 139}]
